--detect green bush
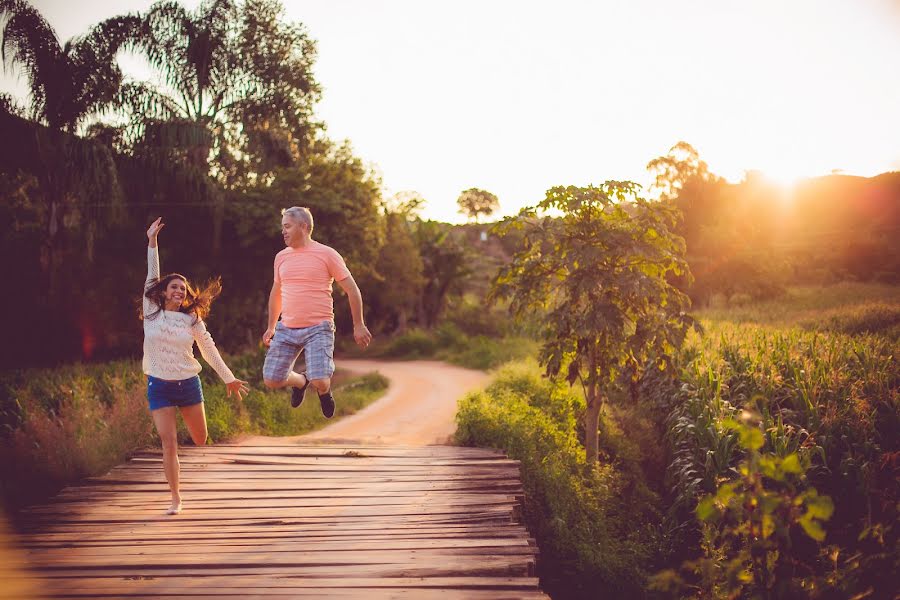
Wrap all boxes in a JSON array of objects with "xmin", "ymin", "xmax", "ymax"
[{"xmin": 456, "ymin": 360, "xmax": 655, "ymax": 598}]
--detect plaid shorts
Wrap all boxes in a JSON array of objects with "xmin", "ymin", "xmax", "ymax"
[{"xmin": 263, "ymin": 320, "xmax": 336, "ymax": 383}]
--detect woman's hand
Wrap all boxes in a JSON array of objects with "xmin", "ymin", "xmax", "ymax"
[
  {"xmin": 226, "ymin": 378, "xmax": 250, "ymax": 401},
  {"xmin": 147, "ymin": 217, "xmax": 165, "ymax": 247}
]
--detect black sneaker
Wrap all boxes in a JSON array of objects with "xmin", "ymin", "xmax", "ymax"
[
  {"xmin": 291, "ymin": 373, "xmax": 310, "ymax": 408},
  {"xmin": 318, "ymin": 390, "xmax": 335, "ymax": 418}
]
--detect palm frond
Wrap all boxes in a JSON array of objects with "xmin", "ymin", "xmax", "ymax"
[
  {"xmin": 0, "ymin": 0, "xmax": 62, "ymax": 123},
  {"xmin": 141, "ymin": 1, "xmax": 192, "ymax": 93},
  {"xmin": 67, "ymin": 14, "xmax": 143, "ymax": 131}
]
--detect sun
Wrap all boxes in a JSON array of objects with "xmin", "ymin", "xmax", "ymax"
[{"xmin": 757, "ymin": 167, "xmax": 809, "ymax": 191}]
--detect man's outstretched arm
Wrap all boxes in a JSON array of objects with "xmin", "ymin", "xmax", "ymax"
[{"xmin": 337, "ymin": 275, "xmax": 372, "ymax": 349}]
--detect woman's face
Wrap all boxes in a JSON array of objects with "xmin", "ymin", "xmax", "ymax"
[{"xmin": 164, "ymin": 278, "xmax": 187, "ymax": 308}]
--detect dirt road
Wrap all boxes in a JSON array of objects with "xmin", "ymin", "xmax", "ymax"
[{"xmin": 240, "ymin": 360, "xmax": 490, "ymax": 446}]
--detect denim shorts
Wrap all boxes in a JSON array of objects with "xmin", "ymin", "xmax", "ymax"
[
  {"xmin": 147, "ymin": 375, "xmax": 204, "ymax": 411},
  {"xmin": 263, "ymin": 320, "xmax": 335, "ymax": 383}
]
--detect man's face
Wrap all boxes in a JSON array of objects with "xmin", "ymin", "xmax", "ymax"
[{"xmin": 281, "ymin": 215, "xmax": 305, "ymax": 247}]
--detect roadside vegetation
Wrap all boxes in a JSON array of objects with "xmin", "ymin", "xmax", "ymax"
[
  {"xmin": 0, "ymin": 346, "xmax": 386, "ymax": 511},
  {"xmin": 457, "ymin": 281, "xmax": 898, "ymax": 598}
]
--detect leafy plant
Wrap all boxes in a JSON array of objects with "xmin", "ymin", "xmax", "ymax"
[
  {"xmin": 491, "ymin": 181, "xmax": 696, "ymax": 463},
  {"xmin": 651, "ymin": 414, "xmax": 834, "ymax": 599}
]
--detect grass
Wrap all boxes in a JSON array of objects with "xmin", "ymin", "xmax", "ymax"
[
  {"xmin": 646, "ymin": 282, "xmax": 900, "ymax": 598},
  {"xmin": 355, "ymin": 323, "xmax": 539, "ymax": 371},
  {"xmin": 0, "ymin": 347, "xmax": 387, "ymax": 512},
  {"xmin": 698, "ymin": 282, "xmax": 900, "ymax": 339}
]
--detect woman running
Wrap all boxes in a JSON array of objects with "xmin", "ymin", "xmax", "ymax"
[{"xmin": 142, "ymin": 217, "xmax": 249, "ymax": 515}]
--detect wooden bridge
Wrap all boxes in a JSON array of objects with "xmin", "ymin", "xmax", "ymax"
[{"xmin": 13, "ymin": 443, "xmax": 547, "ymax": 599}]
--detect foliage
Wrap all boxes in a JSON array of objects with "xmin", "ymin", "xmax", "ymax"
[
  {"xmin": 646, "ymin": 141, "xmax": 719, "ymax": 202},
  {"xmin": 492, "ymin": 182, "xmax": 695, "ymax": 463},
  {"xmin": 120, "ymin": 0, "xmax": 320, "ymax": 185},
  {"xmin": 371, "ymin": 212, "xmax": 426, "ymax": 333},
  {"xmin": 643, "ymin": 307, "xmax": 898, "ymax": 598},
  {"xmin": 361, "ymin": 324, "xmax": 538, "ymax": 371},
  {"xmin": 455, "ymin": 360, "xmax": 657, "ymax": 599},
  {"xmin": 456, "ymin": 187, "xmax": 499, "ymax": 223},
  {"xmin": 647, "ymin": 143, "xmax": 900, "ymax": 305},
  {"xmin": 414, "ymin": 219, "xmax": 474, "ymax": 328},
  {"xmin": 651, "ymin": 416, "xmax": 835, "ymax": 599},
  {"xmin": 0, "ymin": 0, "xmax": 140, "ymax": 132},
  {"xmin": 0, "ymin": 347, "xmax": 387, "ymax": 511}
]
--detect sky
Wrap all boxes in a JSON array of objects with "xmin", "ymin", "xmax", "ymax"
[{"xmin": 3, "ymin": 0, "xmax": 900, "ymax": 223}]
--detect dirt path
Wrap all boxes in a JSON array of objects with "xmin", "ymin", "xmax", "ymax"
[{"xmin": 239, "ymin": 360, "xmax": 491, "ymax": 447}]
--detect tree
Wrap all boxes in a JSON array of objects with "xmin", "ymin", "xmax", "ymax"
[
  {"xmin": 0, "ymin": 0, "xmax": 138, "ymax": 278},
  {"xmin": 646, "ymin": 141, "xmax": 715, "ymax": 201},
  {"xmin": 0, "ymin": 0, "xmax": 140, "ymax": 132},
  {"xmin": 415, "ymin": 220, "xmax": 472, "ymax": 328},
  {"xmin": 491, "ymin": 182, "xmax": 696, "ymax": 464},
  {"xmin": 374, "ymin": 211, "xmax": 426, "ymax": 332},
  {"xmin": 121, "ymin": 0, "xmax": 320, "ymax": 185},
  {"xmin": 457, "ymin": 187, "xmax": 499, "ymax": 223}
]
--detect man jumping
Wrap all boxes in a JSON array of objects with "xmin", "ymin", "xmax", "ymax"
[{"xmin": 262, "ymin": 206, "xmax": 372, "ymax": 417}]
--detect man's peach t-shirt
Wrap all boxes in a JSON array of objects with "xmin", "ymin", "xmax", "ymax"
[{"xmin": 274, "ymin": 241, "xmax": 351, "ymax": 328}]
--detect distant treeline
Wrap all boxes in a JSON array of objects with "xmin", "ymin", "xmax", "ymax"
[{"xmin": 648, "ymin": 142, "xmax": 900, "ymax": 305}]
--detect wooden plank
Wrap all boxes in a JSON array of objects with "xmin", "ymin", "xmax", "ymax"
[
  {"xmin": 16, "ymin": 575, "xmax": 541, "ymax": 590},
  {"xmin": 13, "ymin": 443, "xmax": 547, "ymax": 598}
]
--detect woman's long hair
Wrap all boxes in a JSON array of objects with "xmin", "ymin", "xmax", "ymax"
[{"xmin": 142, "ymin": 273, "xmax": 222, "ymax": 323}]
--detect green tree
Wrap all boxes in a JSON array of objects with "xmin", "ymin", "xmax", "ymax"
[
  {"xmin": 122, "ymin": 0, "xmax": 320, "ymax": 184},
  {"xmin": 374, "ymin": 211, "xmax": 426, "ymax": 332},
  {"xmin": 457, "ymin": 187, "xmax": 499, "ymax": 223},
  {"xmin": 0, "ymin": 0, "xmax": 137, "ymax": 275},
  {"xmin": 415, "ymin": 220, "xmax": 472, "ymax": 328},
  {"xmin": 492, "ymin": 182, "xmax": 695, "ymax": 464},
  {"xmin": 0, "ymin": 0, "xmax": 139, "ymax": 132}
]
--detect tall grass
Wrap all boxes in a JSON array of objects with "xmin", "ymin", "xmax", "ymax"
[
  {"xmin": 645, "ymin": 284, "xmax": 900, "ymax": 597},
  {"xmin": 0, "ymin": 348, "xmax": 387, "ymax": 512}
]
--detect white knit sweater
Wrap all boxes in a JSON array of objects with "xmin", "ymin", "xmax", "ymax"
[{"xmin": 142, "ymin": 246, "xmax": 236, "ymax": 383}]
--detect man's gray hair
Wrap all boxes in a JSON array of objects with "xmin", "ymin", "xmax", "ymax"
[{"xmin": 282, "ymin": 206, "xmax": 314, "ymax": 233}]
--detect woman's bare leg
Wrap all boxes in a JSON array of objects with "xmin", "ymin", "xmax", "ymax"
[
  {"xmin": 151, "ymin": 407, "xmax": 182, "ymax": 514},
  {"xmin": 179, "ymin": 403, "xmax": 208, "ymax": 446}
]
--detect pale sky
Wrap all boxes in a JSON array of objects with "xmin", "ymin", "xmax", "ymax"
[{"xmin": 3, "ymin": 0, "xmax": 900, "ymax": 222}]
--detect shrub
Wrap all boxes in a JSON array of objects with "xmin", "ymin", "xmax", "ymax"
[{"xmin": 456, "ymin": 360, "xmax": 655, "ymax": 598}]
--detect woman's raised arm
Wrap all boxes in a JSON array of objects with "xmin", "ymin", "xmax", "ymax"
[{"xmin": 144, "ymin": 217, "xmax": 165, "ymax": 316}]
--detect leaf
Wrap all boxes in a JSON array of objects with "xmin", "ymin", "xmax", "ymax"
[
  {"xmin": 761, "ymin": 513, "xmax": 775, "ymax": 539},
  {"xmin": 739, "ymin": 426, "xmax": 764, "ymax": 451},
  {"xmin": 799, "ymin": 515, "xmax": 827, "ymax": 541},
  {"xmin": 696, "ymin": 495, "xmax": 720, "ymax": 522},
  {"xmin": 781, "ymin": 453, "xmax": 802, "ymax": 475},
  {"xmin": 804, "ymin": 490, "xmax": 835, "ymax": 520}
]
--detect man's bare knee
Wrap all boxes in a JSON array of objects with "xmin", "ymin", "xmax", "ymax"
[
  {"xmin": 264, "ymin": 378, "xmax": 287, "ymax": 390},
  {"xmin": 311, "ymin": 377, "xmax": 331, "ymax": 394}
]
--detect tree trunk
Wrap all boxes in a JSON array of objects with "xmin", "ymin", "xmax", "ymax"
[
  {"xmin": 584, "ymin": 382, "xmax": 602, "ymax": 464},
  {"xmin": 396, "ymin": 308, "xmax": 408, "ymax": 334}
]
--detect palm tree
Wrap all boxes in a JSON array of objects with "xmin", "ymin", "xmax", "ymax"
[
  {"xmin": 0, "ymin": 0, "xmax": 140, "ymax": 280},
  {"xmin": 122, "ymin": 0, "xmax": 320, "ymax": 183},
  {"xmin": 0, "ymin": 0, "xmax": 140, "ymax": 132}
]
